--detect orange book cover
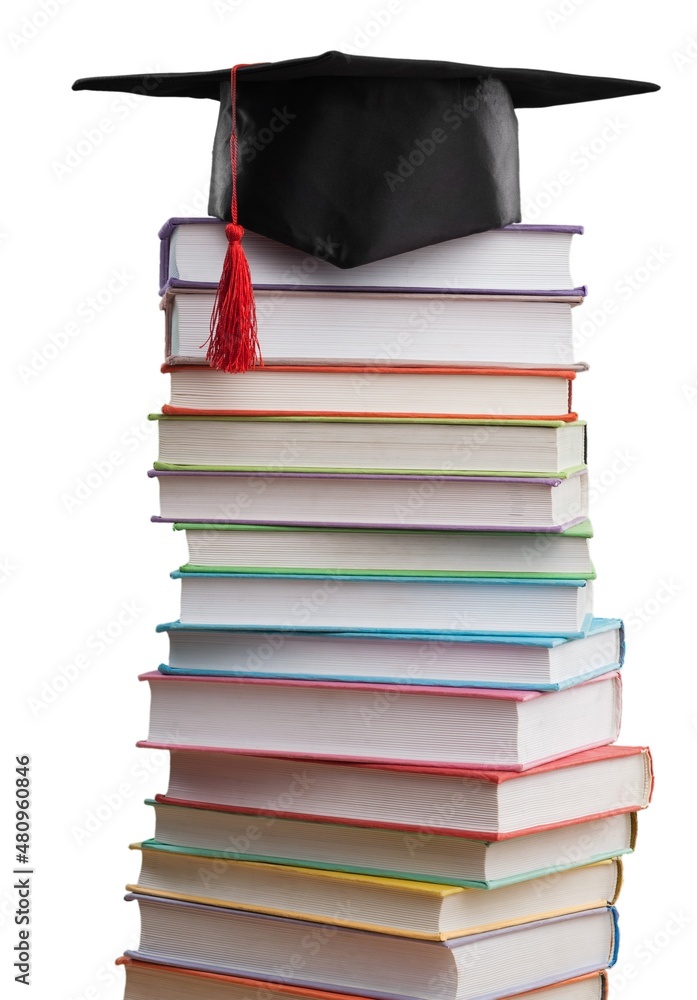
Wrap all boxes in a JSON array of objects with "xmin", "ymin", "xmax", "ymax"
[
  {"xmin": 117, "ymin": 958, "xmax": 608, "ymax": 998},
  {"xmin": 161, "ymin": 364, "xmax": 577, "ymax": 420}
]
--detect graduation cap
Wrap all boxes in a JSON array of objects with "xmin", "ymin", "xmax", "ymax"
[{"xmin": 73, "ymin": 51, "xmax": 658, "ymax": 372}]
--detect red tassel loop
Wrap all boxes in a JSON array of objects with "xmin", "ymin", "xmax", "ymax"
[{"xmin": 202, "ymin": 64, "xmax": 262, "ymax": 373}]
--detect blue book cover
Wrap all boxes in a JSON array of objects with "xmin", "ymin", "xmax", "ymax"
[{"xmin": 157, "ymin": 617, "xmax": 622, "ymax": 689}]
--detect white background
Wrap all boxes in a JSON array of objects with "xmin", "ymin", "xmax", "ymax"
[{"xmin": 2, "ymin": 1, "xmax": 695, "ymax": 997}]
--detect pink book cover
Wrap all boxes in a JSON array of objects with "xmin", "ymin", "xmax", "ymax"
[
  {"xmin": 138, "ymin": 671, "xmax": 622, "ymax": 772},
  {"xmin": 152, "ymin": 743, "xmax": 651, "ymax": 841}
]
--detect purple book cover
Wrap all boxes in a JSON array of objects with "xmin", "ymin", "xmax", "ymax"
[
  {"xmin": 125, "ymin": 893, "xmax": 617, "ymax": 1000},
  {"xmin": 162, "ymin": 277, "xmax": 588, "ymax": 297},
  {"xmin": 158, "ymin": 217, "xmax": 586, "ymax": 297},
  {"xmin": 148, "ymin": 468, "xmax": 587, "ymax": 532},
  {"xmin": 150, "ymin": 520, "xmax": 585, "ymax": 535}
]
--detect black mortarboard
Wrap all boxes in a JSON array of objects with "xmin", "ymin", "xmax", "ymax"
[{"xmin": 73, "ymin": 52, "xmax": 658, "ymax": 371}]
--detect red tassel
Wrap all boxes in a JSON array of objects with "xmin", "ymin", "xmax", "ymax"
[
  {"xmin": 202, "ymin": 64, "xmax": 262, "ymax": 374},
  {"xmin": 204, "ymin": 222, "xmax": 261, "ymax": 373}
]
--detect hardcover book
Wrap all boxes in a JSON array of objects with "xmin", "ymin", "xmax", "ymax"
[
  {"xmin": 146, "ymin": 799, "xmax": 637, "ymax": 889},
  {"xmin": 157, "ymin": 616, "xmax": 619, "ymax": 689},
  {"xmin": 120, "ymin": 960, "xmax": 609, "ymax": 1000},
  {"xmin": 125, "ymin": 894, "xmax": 619, "ymax": 1000},
  {"xmin": 150, "ymin": 469, "xmax": 589, "ymax": 531},
  {"xmin": 172, "ymin": 572, "xmax": 594, "ymax": 638},
  {"xmin": 159, "ymin": 219, "xmax": 585, "ymax": 295},
  {"xmin": 152, "ymin": 415, "xmax": 587, "ymax": 478},
  {"xmin": 163, "ymin": 288, "xmax": 584, "ymax": 368},
  {"xmin": 173, "ymin": 520, "xmax": 595, "ymax": 581},
  {"xmin": 127, "ymin": 847, "xmax": 621, "ymax": 940},
  {"xmin": 155, "ymin": 744, "xmax": 652, "ymax": 839},
  {"xmin": 140, "ymin": 671, "xmax": 622, "ymax": 769},
  {"xmin": 162, "ymin": 365, "xmax": 580, "ymax": 420}
]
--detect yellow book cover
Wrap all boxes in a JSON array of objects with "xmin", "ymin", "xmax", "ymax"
[{"xmin": 127, "ymin": 844, "xmax": 621, "ymax": 941}]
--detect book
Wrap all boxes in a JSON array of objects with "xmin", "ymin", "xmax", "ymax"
[
  {"xmin": 150, "ymin": 469, "xmax": 589, "ymax": 531},
  {"xmin": 139, "ymin": 671, "xmax": 621, "ymax": 769},
  {"xmin": 152, "ymin": 415, "xmax": 587, "ymax": 478},
  {"xmin": 172, "ymin": 572, "xmax": 594, "ymax": 638},
  {"xmin": 125, "ymin": 894, "xmax": 619, "ymax": 1000},
  {"xmin": 162, "ymin": 365, "xmax": 579, "ymax": 421},
  {"xmin": 119, "ymin": 960, "xmax": 609, "ymax": 1000},
  {"xmin": 128, "ymin": 846, "xmax": 621, "ymax": 940},
  {"xmin": 173, "ymin": 520, "xmax": 595, "ymax": 581},
  {"xmin": 155, "ymin": 744, "xmax": 652, "ymax": 840},
  {"xmin": 163, "ymin": 288, "xmax": 584, "ymax": 368},
  {"xmin": 160, "ymin": 219, "xmax": 584, "ymax": 295},
  {"xmin": 157, "ymin": 617, "xmax": 620, "ymax": 690},
  {"xmin": 145, "ymin": 796, "xmax": 636, "ymax": 891},
  {"xmin": 146, "ymin": 799, "xmax": 637, "ymax": 889}
]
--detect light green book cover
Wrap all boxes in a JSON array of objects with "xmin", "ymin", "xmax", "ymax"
[
  {"xmin": 174, "ymin": 520, "xmax": 595, "ymax": 579},
  {"xmin": 139, "ymin": 830, "xmax": 631, "ymax": 891}
]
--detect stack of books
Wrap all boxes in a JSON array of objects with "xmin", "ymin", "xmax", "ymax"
[{"xmin": 124, "ymin": 219, "xmax": 653, "ymax": 1000}]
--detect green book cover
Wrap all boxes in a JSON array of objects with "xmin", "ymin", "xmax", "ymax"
[{"xmin": 138, "ymin": 832, "xmax": 631, "ymax": 891}]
